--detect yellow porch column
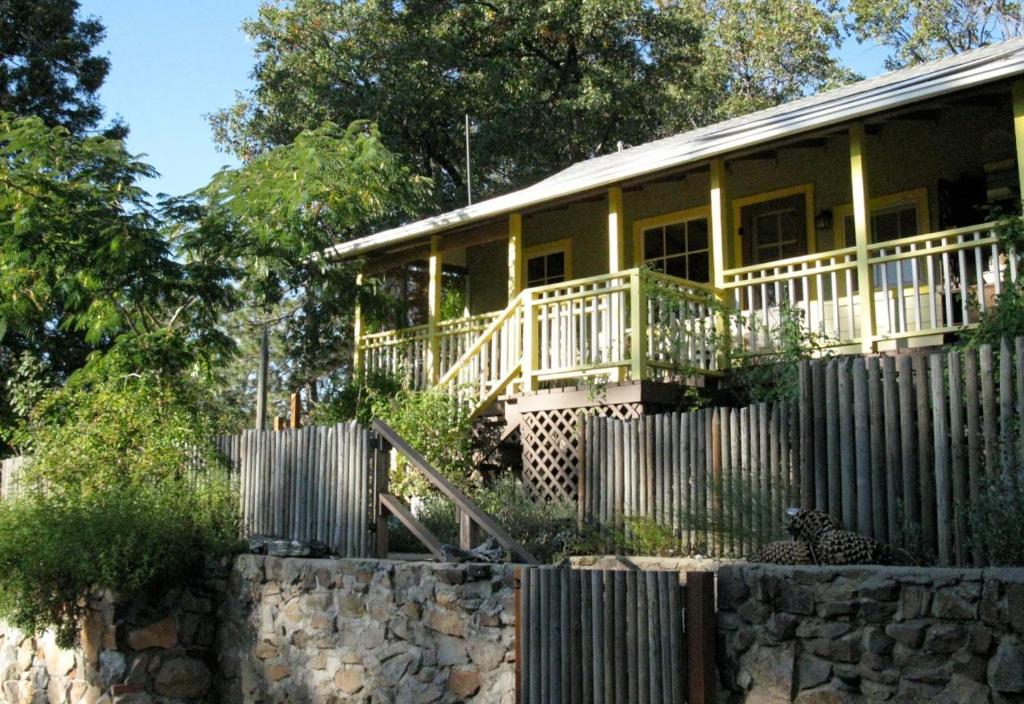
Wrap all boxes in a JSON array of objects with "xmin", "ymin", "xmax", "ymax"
[
  {"xmin": 353, "ymin": 270, "xmax": 364, "ymax": 376},
  {"xmin": 1012, "ymin": 80, "xmax": 1024, "ymax": 207},
  {"xmin": 709, "ymin": 159, "xmax": 731, "ymax": 367},
  {"xmin": 608, "ymin": 186, "xmax": 625, "ymax": 273},
  {"xmin": 709, "ymin": 159, "xmax": 729, "ymax": 288},
  {"xmin": 608, "ymin": 186, "xmax": 625, "ymax": 382},
  {"xmin": 849, "ymin": 123, "xmax": 875, "ymax": 354},
  {"xmin": 427, "ymin": 236, "xmax": 442, "ymax": 384},
  {"xmin": 508, "ymin": 213, "xmax": 523, "ymax": 300}
]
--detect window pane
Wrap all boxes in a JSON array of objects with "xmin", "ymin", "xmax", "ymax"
[
  {"xmin": 873, "ymin": 211, "xmax": 900, "ymax": 241},
  {"xmin": 665, "ymin": 256, "xmax": 686, "ymax": 279},
  {"xmin": 899, "ymin": 207, "xmax": 918, "ymax": 237},
  {"xmin": 843, "ymin": 215, "xmax": 856, "ymax": 246},
  {"xmin": 753, "ymin": 212, "xmax": 781, "ymax": 246},
  {"xmin": 688, "ymin": 219, "xmax": 709, "ymax": 250},
  {"xmin": 665, "ymin": 224, "xmax": 686, "ymax": 255},
  {"xmin": 779, "ymin": 207, "xmax": 803, "ymax": 243},
  {"xmin": 688, "ymin": 251, "xmax": 710, "ymax": 282},
  {"xmin": 644, "ymin": 227, "xmax": 664, "ymax": 259},
  {"xmin": 547, "ymin": 252, "xmax": 565, "ymax": 278},
  {"xmin": 527, "ymin": 256, "xmax": 545, "ymax": 283}
]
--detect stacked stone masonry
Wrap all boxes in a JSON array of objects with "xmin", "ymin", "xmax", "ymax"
[
  {"xmin": 217, "ymin": 556, "xmax": 517, "ymax": 704},
  {"xmin": 717, "ymin": 563, "xmax": 1024, "ymax": 703},
  {"xmin": 0, "ymin": 562, "xmax": 225, "ymax": 704}
]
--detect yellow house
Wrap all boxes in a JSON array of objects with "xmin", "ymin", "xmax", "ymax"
[{"xmin": 329, "ymin": 39, "xmax": 1024, "ymax": 497}]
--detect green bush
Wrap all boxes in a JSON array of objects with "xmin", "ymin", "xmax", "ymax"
[
  {"xmin": 969, "ymin": 470, "xmax": 1024, "ymax": 566},
  {"xmin": 0, "ymin": 369, "xmax": 240, "ymax": 646}
]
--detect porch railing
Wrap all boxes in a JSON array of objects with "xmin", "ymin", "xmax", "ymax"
[
  {"xmin": 723, "ymin": 221, "xmax": 1012, "ymax": 354},
  {"xmin": 359, "ymin": 221, "xmax": 1017, "ymax": 407},
  {"xmin": 359, "ymin": 269, "xmax": 721, "ymax": 412}
]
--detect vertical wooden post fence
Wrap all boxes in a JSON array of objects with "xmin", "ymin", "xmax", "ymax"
[{"xmin": 579, "ymin": 337, "xmax": 1024, "ymax": 566}]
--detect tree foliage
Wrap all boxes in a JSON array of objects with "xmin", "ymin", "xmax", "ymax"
[
  {"xmin": 672, "ymin": 0, "xmax": 856, "ymax": 123},
  {"xmin": 0, "ymin": 0, "xmax": 117, "ymax": 135},
  {"xmin": 847, "ymin": 0, "xmax": 1024, "ymax": 70},
  {"xmin": 177, "ymin": 120, "xmax": 431, "ymax": 405},
  {"xmin": 212, "ymin": 0, "xmax": 705, "ymax": 211},
  {"xmin": 0, "ymin": 366, "xmax": 239, "ymax": 646}
]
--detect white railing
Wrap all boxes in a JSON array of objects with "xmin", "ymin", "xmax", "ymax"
[
  {"xmin": 723, "ymin": 247, "xmax": 861, "ymax": 354},
  {"xmin": 868, "ymin": 222, "xmax": 1009, "ymax": 341},
  {"xmin": 722, "ymin": 221, "xmax": 1013, "ymax": 354},
  {"xmin": 644, "ymin": 271, "xmax": 722, "ymax": 378},
  {"xmin": 438, "ymin": 295, "xmax": 524, "ymax": 409},
  {"xmin": 528, "ymin": 273, "xmax": 631, "ymax": 383},
  {"xmin": 359, "ymin": 312, "xmax": 499, "ymax": 389}
]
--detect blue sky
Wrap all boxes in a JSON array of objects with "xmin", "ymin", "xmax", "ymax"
[{"xmin": 79, "ymin": 1, "xmax": 890, "ymax": 199}]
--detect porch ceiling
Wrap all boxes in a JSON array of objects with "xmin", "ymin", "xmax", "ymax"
[{"xmin": 326, "ymin": 36, "xmax": 1024, "ymax": 262}]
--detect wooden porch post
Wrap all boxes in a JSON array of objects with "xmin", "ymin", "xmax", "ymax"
[
  {"xmin": 427, "ymin": 235, "xmax": 443, "ymax": 384},
  {"xmin": 609, "ymin": 186, "xmax": 625, "ymax": 382},
  {"xmin": 608, "ymin": 186, "xmax": 625, "ymax": 273},
  {"xmin": 1012, "ymin": 80, "xmax": 1024, "ymax": 208},
  {"xmin": 353, "ymin": 271, "xmax": 364, "ymax": 377},
  {"xmin": 849, "ymin": 123, "xmax": 875, "ymax": 354},
  {"xmin": 709, "ymin": 159, "xmax": 729, "ymax": 288},
  {"xmin": 710, "ymin": 159, "xmax": 731, "ymax": 367},
  {"xmin": 508, "ymin": 213, "xmax": 523, "ymax": 301}
]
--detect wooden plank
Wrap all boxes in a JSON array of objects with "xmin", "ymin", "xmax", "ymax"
[
  {"xmin": 711, "ymin": 410, "xmax": 722, "ymax": 553},
  {"xmin": 646, "ymin": 571, "xmax": 662, "ymax": 704},
  {"xmin": 581, "ymin": 568, "xmax": 593, "ymax": 704},
  {"xmin": 626, "ymin": 570, "xmax": 638, "ymax": 704},
  {"xmin": 867, "ymin": 357, "xmax": 886, "ymax": 543},
  {"xmin": 570, "ymin": 569, "xmax": 583, "ymax": 704},
  {"xmin": 667, "ymin": 573, "xmax": 683, "ymax": 704},
  {"xmin": 372, "ymin": 420, "xmax": 538, "ymax": 563},
  {"xmin": 838, "ymin": 357, "xmax": 856, "ymax": 529},
  {"xmin": 980, "ymin": 344, "xmax": 997, "ymax": 482},
  {"xmin": 636, "ymin": 568, "xmax": 649, "ymax": 703},
  {"xmin": 930, "ymin": 353, "xmax": 952, "ymax": 565},
  {"xmin": 686, "ymin": 571, "xmax": 716, "ymax": 704},
  {"xmin": 948, "ymin": 350, "xmax": 967, "ymax": 566},
  {"xmin": 614, "ymin": 570, "xmax": 627, "ymax": 704},
  {"xmin": 898, "ymin": 354, "xmax": 918, "ymax": 548},
  {"xmin": 604, "ymin": 570, "xmax": 615, "ymax": 704},
  {"xmin": 561, "ymin": 568, "xmax": 571, "ymax": 704},
  {"xmin": 853, "ymin": 357, "xmax": 872, "ymax": 537},
  {"xmin": 799, "ymin": 361, "xmax": 814, "ymax": 507},
  {"xmin": 591, "ymin": 571, "xmax": 604, "ymax": 704},
  {"xmin": 825, "ymin": 359, "xmax": 842, "ymax": 519},
  {"xmin": 540, "ymin": 568, "xmax": 550, "ymax": 704},
  {"xmin": 658, "ymin": 572, "xmax": 672, "ymax": 702},
  {"xmin": 881, "ymin": 356, "xmax": 902, "ymax": 547},
  {"xmin": 514, "ymin": 567, "xmax": 524, "ymax": 704},
  {"xmin": 529, "ymin": 569, "xmax": 541, "ymax": 704},
  {"xmin": 812, "ymin": 360, "xmax": 828, "ymax": 511},
  {"xmin": 378, "ymin": 493, "xmax": 444, "ymax": 559},
  {"xmin": 914, "ymin": 354, "xmax": 936, "ymax": 558},
  {"xmin": 1000, "ymin": 337, "xmax": 1015, "ymax": 475}
]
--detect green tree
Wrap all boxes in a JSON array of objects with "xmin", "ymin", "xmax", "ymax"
[
  {"xmin": 670, "ymin": 0, "xmax": 856, "ymax": 124},
  {"xmin": 177, "ymin": 120, "xmax": 430, "ymax": 412},
  {"xmin": 211, "ymin": 0, "xmax": 704, "ymax": 211},
  {"xmin": 847, "ymin": 0, "xmax": 1024, "ymax": 70},
  {"xmin": 0, "ymin": 0, "xmax": 119, "ymax": 135}
]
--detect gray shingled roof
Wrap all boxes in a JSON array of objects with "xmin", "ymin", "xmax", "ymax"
[{"xmin": 327, "ymin": 36, "xmax": 1024, "ymax": 260}]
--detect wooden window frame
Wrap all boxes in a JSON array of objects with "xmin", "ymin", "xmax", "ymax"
[
  {"xmin": 834, "ymin": 187, "xmax": 931, "ymax": 245},
  {"xmin": 523, "ymin": 238, "xmax": 573, "ymax": 287},
  {"xmin": 731, "ymin": 184, "xmax": 816, "ymax": 266},
  {"xmin": 631, "ymin": 205, "xmax": 711, "ymax": 270}
]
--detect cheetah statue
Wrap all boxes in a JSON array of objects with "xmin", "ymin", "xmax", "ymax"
[{"xmin": 753, "ymin": 508, "xmax": 910, "ymax": 566}]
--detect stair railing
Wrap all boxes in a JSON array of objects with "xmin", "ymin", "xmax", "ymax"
[{"xmin": 370, "ymin": 419, "xmax": 538, "ymax": 563}]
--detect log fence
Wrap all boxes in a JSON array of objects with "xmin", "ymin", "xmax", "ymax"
[
  {"xmin": 0, "ymin": 456, "xmax": 27, "ymax": 500},
  {"xmin": 581, "ymin": 337, "xmax": 1024, "ymax": 566}
]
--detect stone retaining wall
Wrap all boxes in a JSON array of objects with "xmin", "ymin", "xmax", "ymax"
[
  {"xmin": 717, "ymin": 564, "xmax": 1024, "ymax": 703},
  {"xmin": 217, "ymin": 556, "xmax": 517, "ymax": 703},
  {"xmin": 0, "ymin": 563, "xmax": 225, "ymax": 704}
]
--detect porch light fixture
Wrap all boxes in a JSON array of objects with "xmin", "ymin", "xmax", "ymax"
[{"xmin": 815, "ymin": 209, "xmax": 833, "ymax": 231}]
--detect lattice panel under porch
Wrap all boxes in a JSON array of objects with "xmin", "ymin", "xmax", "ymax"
[{"xmin": 521, "ymin": 402, "xmax": 642, "ymax": 503}]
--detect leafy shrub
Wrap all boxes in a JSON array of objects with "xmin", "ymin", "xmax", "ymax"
[
  {"xmin": 373, "ymin": 387, "xmax": 477, "ymax": 497},
  {"xmin": 0, "ymin": 368, "xmax": 239, "ymax": 646},
  {"xmin": 308, "ymin": 370, "xmax": 403, "ymax": 427},
  {"xmin": 474, "ymin": 476, "xmax": 578, "ymax": 563},
  {"xmin": 728, "ymin": 301, "xmax": 825, "ymax": 404},
  {"xmin": 969, "ymin": 470, "xmax": 1024, "ymax": 566}
]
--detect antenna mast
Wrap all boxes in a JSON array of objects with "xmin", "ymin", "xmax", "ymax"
[{"xmin": 465, "ymin": 114, "xmax": 472, "ymax": 206}]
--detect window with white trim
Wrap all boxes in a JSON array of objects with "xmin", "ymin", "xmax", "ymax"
[{"xmin": 642, "ymin": 217, "xmax": 710, "ymax": 282}]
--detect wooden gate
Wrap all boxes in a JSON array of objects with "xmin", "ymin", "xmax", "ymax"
[{"xmin": 515, "ymin": 567, "xmax": 716, "ymax": 704}]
